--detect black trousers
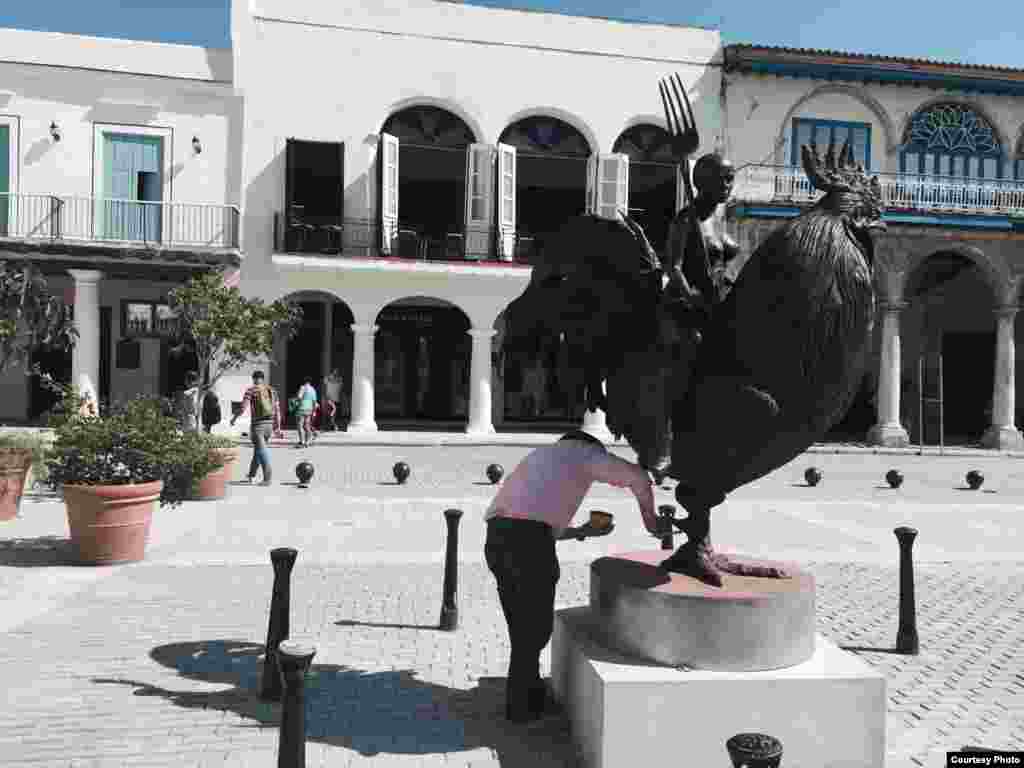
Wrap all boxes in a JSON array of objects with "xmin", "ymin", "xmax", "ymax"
[{"xmin": 485, "ymin": 517, "xmax": 560, "ymax": 721}]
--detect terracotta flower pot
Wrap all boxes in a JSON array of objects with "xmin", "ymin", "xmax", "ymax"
[
  {"xmin": 190, "ymin": 466, "xmax": 228, "ymax": 501},
  {"xmin": 0, "ymin": 449, "xmax": 33, "ymax": 522},
  {"xmin": 62, "ymin": 480, "xmax": 162, "ymax": 564}
]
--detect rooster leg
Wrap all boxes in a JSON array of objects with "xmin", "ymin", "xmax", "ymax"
[
  {"xmin": 659, "ymin": 505, "xmax": 723, "ymax": 588},
  {"xmin": 711, "ymin": 554, "xmax": 788, "ymax": 579}
]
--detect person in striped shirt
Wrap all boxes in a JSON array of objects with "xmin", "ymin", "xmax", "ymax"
[{"xmin": 230, "ymin": 370, "xmax": 280, "ymax": 485}]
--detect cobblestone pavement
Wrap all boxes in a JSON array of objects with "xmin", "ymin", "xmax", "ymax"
[{"xmin": 1, "ymin": 444, "xmax": 1023, "ymax": 767}]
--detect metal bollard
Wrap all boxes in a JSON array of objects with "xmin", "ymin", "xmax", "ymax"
[
  {"xmin": 726, "ymin": 733, "xmax": 783, "ymax": 767},
  {"xmin": 276, "ymin": 640, "xmax": 316, "ymax": 768},
  {"xmin": 657, "ymin": 504, "xmax": 676, "ymax": 550},
  {"xmin": 439, "ymin": 508, "xmax": 463, "ymax": 631},
  {"xmin": 261, "ymin": 547, "xmax": 298, "ymax": 700},
  {"xmin": 894, "ymin": 526, "xmax": 920, "ymax": 655}
]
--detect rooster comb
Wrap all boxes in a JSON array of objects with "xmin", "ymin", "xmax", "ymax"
[{"xmin": 801, "ymin": 137, "xmax": 882, "ymax": 199}]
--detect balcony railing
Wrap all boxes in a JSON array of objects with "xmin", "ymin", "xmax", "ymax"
[
  {"xmin": 732, "ymin": 165, "xmax": 1024, "ymax": 218},
  {"xmin": 0, "ymin": 192, "xmax": 240, "ymax": 250}
]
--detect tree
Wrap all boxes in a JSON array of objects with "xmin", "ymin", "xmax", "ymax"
[
  {"xmin": 167, "ymin": 271, "xmax": 302, "ymax": 429},
  {"xmin": 0, "ymin": 261, "xmax": 77, "ymax": 377}
]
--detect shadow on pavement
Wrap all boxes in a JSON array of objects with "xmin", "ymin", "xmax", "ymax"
[
  {"xmin": 839, "ymin": 644, "xmax": 910, "ymax": 654},
  {"xmin": 0, "ymin": 535, "xmax": 79, "ymax": 567},
  {"xmin": 335, "ymin": 619, "xmax": 442, "ymax": 631},
  {"xmin": 93, "ymin": 639, "xmax": 580, "ymax": 762}
]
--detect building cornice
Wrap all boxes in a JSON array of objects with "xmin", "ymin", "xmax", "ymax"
[{"xmin": 724, "ymin": 45, "xmax": 1024, "ymax": 97}]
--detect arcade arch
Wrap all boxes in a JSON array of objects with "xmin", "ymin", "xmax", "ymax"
[
  {"xmin": 274, "ymin": 291, "xmax": 355, "ymax": 427},
  {"xmin": 374, "ymin": 296, "xmax": 471, "ymax": 422},
  {"xmin": 612, "ymin": 123, "xmax": 678, "ymax": 258}
]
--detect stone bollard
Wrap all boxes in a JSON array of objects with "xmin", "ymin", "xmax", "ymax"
[
  {"xmin": 276, "ymin": 639, "xmax": 316, "ymax": 768},
  {"xmin": 439, "ymin": 508, "xmax": 463, "ymax": 631},
  {"xmin": 262, "ymin": 547, "xmax": 298, "ymax": 700},
  {"xmin": 894, "ymin": 526, "xmax": 920, "ymax": 655},
  {"xmin": 726, "ymin": 733, "xmax": 783, "ymax": 767},
  {"xmin": 657, "ymin": 504, "xmax": 676, "ymax": 550}
]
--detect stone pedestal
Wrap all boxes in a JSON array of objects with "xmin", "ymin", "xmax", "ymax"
[
  {"xmin": 551, "ymin": 606, "xmax": 886, "ymax": 768},
  {"xmin": 589, "ymin": 551, "xmax": 816, "ymax": 671}
]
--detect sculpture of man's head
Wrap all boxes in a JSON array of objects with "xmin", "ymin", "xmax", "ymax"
[{"xmin": 693, "ymin": 153, "xmax": 735, "ymax": 206}]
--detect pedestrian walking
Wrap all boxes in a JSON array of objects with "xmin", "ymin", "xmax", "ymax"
[
  {"xmin": 294, "ymin": 377, "xmax": 318, "ymax": 447},
  {"xmin": 323, "ymin": 369, "xmax": 343, "ymax": 431},
  {"xmin": 230, "ymin": 370, "xmax": 280, "ymax": 485},
  {"xmin": 484, "ymin": 429, "xmax": 658, "ymax": 724},
  {"xmin": 178, "ymin": 372, "xmax": 200, "ymax": 431},
  {"xmin": 201, "ymin": 389, "xmax": 222, "ymax": 433}
]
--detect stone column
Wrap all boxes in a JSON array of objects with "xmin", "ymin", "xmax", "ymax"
[
  {"xmin": 982, "ymin": 306, "xmax": 1024, "ymax": 450},
  {"xmin": 466, "ymin": 328, "xmax": 496, "ymax": 435},
  {"xmin": 348, "ymin": 323, "xmax": 378, "ymax": 433},
  {"xmin": 867, "ymin": 301, "xmax": 910, "ymax": 447},
  {"xmin": 322, "ymin": 300, "xmax": 334, "ymax": 382},
  {"xmin": 68, "ymin": 269, "xmax": 103, "ymax": 404},
  {"xmin": 581, "ymin": 380, "xmax": 615, "ymax": 443}
]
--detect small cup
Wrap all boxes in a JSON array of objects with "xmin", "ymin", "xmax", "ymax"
[{"xmin": 589, "ymin": 510, "xmax": 614, "ymax": 530}]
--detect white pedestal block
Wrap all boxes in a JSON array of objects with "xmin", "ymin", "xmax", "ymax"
[{"xmin": 551, "ymin": 606, "xmax": 886, "ymax": 768}]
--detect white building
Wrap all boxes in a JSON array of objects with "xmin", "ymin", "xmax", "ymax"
[
  {"xmin": 226, "ymin": 0, "xmax": 722, "ymax": 437},
  {"xmin": 0, "ymin": 27, "xmax": 241, "ymax": 421},
  {"xmin": 723, "ymin": 45, "xmax": 1024, "ymax": 448}
]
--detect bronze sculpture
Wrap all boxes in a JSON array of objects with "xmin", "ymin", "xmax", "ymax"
[{"xmin": 502, "ymin": 73, "xmax": 884, "ymax": 587}]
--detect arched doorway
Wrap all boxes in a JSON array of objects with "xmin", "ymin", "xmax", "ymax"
[
  {"xmin": 499, "ymin": 115, "xmax": 591, "ymax": 262},
  {"xmin": 902, "ymin": 251, "xmax": 998, "ymax": 445},
  {"xmin": 278, "ymin": 292, "xmax": 355, "ymax": 427},
  {"xmin": 613, "ymin": 124, "xmax": 678, "ymax": 258},
  {"xmin": 381, "ymin": 105, "xmax": 476, "ymax": 260},
  {"xmin": 374, "ymin": 297, "xmax": 471, "ymax": 425}
]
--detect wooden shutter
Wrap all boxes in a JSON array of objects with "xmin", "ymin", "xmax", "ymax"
[
  {"xmin": 594, "ymin": 154, "xmax": 629, "ymax": 220},
  {"xmin": 379, "ymin": 132, "xmax": 399, "ymax": 255},
  {"xmin": 464, "ymin": 143, "xmax": 494, "ymax": 260},
  {"xmin": 496, "ymin": 142, "xmax": 516, "ymax": 261}
]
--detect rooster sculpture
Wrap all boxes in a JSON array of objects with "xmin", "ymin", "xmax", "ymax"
[{"xmin": 501, "ymin": 74, "xmax": 885, "ymax": 586}]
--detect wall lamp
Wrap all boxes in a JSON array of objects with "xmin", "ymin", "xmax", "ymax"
[
  {"xmin": 49, "ymin": 121, "xmax": 61, "ymax": 142},
  {"xmin": 192, "ymin": 136, "xmax": 202, "ymax": 155}
]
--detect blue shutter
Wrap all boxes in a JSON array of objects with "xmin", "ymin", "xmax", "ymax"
[{"xmin": 102, "ymin": 134, "xmax": 163, "ymax": 241}]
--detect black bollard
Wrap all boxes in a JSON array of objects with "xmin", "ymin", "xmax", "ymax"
[
  {"xmin": 657, "ymin": 504, "xmax": 676, "ymax": 550},
  {"xmin": 276, "ymin": 639, "xmax": 316, "ymax": 768},
  {"xmin": 726, "ymin": 733, "xmax": 783, "ymax": 768},
  {"xmin": 894, "ymin": 526, "xmax": 920, "ymax": 655},
  {"xmin": 439, "ymin": 508, "xmax": 464, "ymax": 631},
  {"xmin": 261, "ymin": 547, "xmax": 298, "ymax": 700}
]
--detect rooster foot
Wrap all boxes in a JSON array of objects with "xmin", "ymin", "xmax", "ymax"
[
  {"xmin": 711, "ymin": 553, "xmax": 788, "ymax": 579},
  {"xmin": 659, "ymin": 539, "xmax": 723, "ymax": 588}
]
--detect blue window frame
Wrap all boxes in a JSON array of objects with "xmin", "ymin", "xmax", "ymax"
[
  {"xmin": 791, "ymin": 118, "xmax": 872, "ymax": 171},
  {"xmin": 898, "ymin": 103, "xmax": 1003, "ymax": 179}
]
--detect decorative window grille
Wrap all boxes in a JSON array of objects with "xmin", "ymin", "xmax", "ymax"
[{"xmin": 899, "ymin": 103, "xmax": 1003, "ymax": 179}]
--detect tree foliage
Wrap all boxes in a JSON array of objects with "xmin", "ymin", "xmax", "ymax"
[
  {"xmin": 0, "ymin": 262, "xmax": 77, "ymax": 375},
  {"xmin": 167, "ymin": 270, "xmax": 302, "ymax": 402}
]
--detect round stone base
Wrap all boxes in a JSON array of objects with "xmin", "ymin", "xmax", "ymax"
[{"xmin": 589, "ymin": 550, "xmax": 816, "ymax": 672}]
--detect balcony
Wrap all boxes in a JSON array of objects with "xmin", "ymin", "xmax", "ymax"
[
  {"xmin": 732, "ymin": 165, "xmax": 1024, "ymax": 220},
  {"xmin": 0, "ymin": 192, "xmax": 240, "ymax": 253}
]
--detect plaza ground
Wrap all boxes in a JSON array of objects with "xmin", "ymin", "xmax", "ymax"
[{"xmin": 1, "ymin": 440, "xmax": 1022, "ymax": 767}]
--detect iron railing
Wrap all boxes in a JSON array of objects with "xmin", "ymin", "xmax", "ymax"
[
  {"xmin": 0, "ymin": 192, "xmax": 240, "ymax": 249},
  {"xmin": 732, "ymin": 164, "xmax": 1024, "ymax": 217}
]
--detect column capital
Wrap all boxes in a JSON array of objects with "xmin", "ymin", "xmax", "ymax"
[
  {"xmin": 67, "ymin": 269, "xmax": 104, "ymax": 284},
  {"xmin": 994, "ymin": 304, "xmax": 1020, "ymax": 319},
  {"xmin": 468, "ymin": 328, "xmax": 497, "ymax": 339},
  {"xmin": 350, "ymin": 323, "xmax": 378, "ymax": 335}
]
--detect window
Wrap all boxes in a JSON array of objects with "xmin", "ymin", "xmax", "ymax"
[
  {"xmin": 1015, "ymin": 135, "xmax": 1024, "ymax": 180},
  {"xmin": 612, "ymin": 124, "xmax": 678, "ymax": 255},
  {"xmin": 0, "ymin": 117, "xmax": 19, "ymax": 237},
  {"xmin": 284, "ymin": 138, "xmax": 345, "ymax": 253},
  {"xmin": 122, "ymin": 301, "xmax": 177, "ymax": 338},
  {"xmin": 93, "ymin": 125, "xmax": 170, "ymax": 243},
  {"xmin": 791, "ymin": 118, "xmax": 872, "ymax": 171},
  {"xmin": 899, "ymin": 103, "xmax": 1002, "ymax": 178}
]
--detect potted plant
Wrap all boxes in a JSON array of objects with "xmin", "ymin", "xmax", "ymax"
[
  {"xmin": 170, "ymin": 431, "xmax": 238, "ymax": 501},
  {"xmin": 0, "ymin": 430, "xmax": 51, "ymax": 521},
  {"xmin": 45, "ymin": 390, "xmax": 185, "ymax": 564}
]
